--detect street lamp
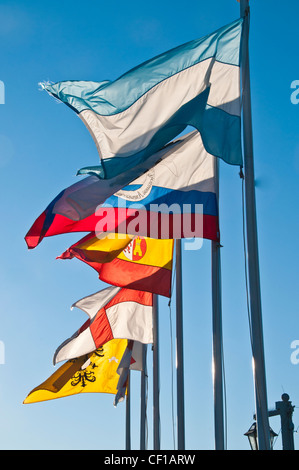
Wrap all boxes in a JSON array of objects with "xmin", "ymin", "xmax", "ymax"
[
  {"xmin": 244, "ymin": 422, "xmax": 278, "ymax": 450},
  {"xmin": 244, "ymin": 422, "xmax": 258, "ymax": 450}
]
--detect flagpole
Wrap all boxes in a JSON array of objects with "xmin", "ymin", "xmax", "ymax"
[
  {"xmin": 176, "ymin": 239, "xmax": 185, "ymax": 450},
  {"xmin": 239, "ymin": 0, "xmax": 271, "ymax": 450},
  {"xmin": 126, "ymin": 370, "xmax": 131, "ymax": 450},
  {"xmin": 152, "ymin": 293, "xmax": 160, "ymax": 449},
  {"xmin": 140, "ymin": 344, "xmax": 147, "ymax": 450},
  {"xmin": 211, "ymin": 158, "xmax": 225, "ymax": 450}
]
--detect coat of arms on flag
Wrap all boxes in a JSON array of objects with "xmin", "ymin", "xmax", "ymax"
[{"xmin": 122, "ymin": 236, "xmax": 147, "ymax": 262}]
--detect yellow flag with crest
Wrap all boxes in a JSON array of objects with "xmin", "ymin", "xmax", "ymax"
[{"xmin": 24, "ymin": 339, "xmax": 129, "ymax": 404}]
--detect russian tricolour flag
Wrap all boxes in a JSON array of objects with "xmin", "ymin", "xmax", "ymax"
[
  {"xmin": 95, "ymin": 130, "xmax": 219, "ymax": 241},
  {"xmin": 25, "ymin": 131, "xmax": 219, "ymax": 248},
  {"xmin": 42, "ymin": 18, "xmax": 243, "ymax": 180}
]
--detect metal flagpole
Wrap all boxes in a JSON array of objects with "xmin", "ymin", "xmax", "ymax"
[
  {"xmin": 140, "ymin": 344, "xmax": 148, "ymax": 450},
  {"xmin": 152, "ymin": 294, "xmax": 160, "ymax": 449},
  {"xmin": 211, "ymin": 158, "xmax": 225, "ymax": 450},
  {"xmin": 239, "ymin": 0, "xmax": 271, "ymax": 450},
  {"xmin": 176, "ymin": 239, "xmax": 185, "ymax": 450},
  {"xmin": 126, "ymin": 370, "xmax": 131, "ymax": 450}
]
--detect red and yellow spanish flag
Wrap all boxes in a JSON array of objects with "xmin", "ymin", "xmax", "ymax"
[
  {"xmin": 23, "ymin": 339, "xmax": 129, "ymax": 404},
  {"xmin": 58, "ymin": 233, "xmax": 174, "ymax": 298}
]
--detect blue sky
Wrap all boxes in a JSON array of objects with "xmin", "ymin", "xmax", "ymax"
[{"xmin": 0, "ymin": 0, "xmax": 298, "ymax": 450}]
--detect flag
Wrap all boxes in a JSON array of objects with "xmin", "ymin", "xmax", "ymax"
[
  {"xmin": 23, "ymin": 339, "xmax": 142, "ymax": 404},
  {"xmin": 24, "ymin": 140, "xmax": 168, "ymax": 250},
  {"xmin": 95, "ymin": 131, "xmax": 219, "ymax": 240},
  {"xmin": 25, "ymin": 131, "xmax": 219, "ymax": 248},
  {"xmin": 113, "ymin": 340, "xmax": 143, "ymax": 407},
  {"xmin": 59, "ymin": 235, "xmax": 174, "ymax": 298},
  {"xmin": 53, "ymin": 286, "xmax": 153, "ymax": 365},
  {"xmin": 58, "ymin": 232, "xmax": 134, "ymax": 263},
  {"xmin": 42, "ymin": 18, "xmax": 243, "ymax": 180}
]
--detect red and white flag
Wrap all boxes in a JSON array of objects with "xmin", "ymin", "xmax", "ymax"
[{"xmin": 53, "ymin": 286, "xmax": 153, "ymax": 365}]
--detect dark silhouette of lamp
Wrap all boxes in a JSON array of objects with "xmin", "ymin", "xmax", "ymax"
[{"xmin": 244, "ymin": 422, "xmax": 278, "ymax": 450}]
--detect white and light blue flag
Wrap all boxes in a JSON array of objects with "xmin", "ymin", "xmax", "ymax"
[{"xmin": 42, "ymin": 18, "xmax": 243, "ymax": 179}]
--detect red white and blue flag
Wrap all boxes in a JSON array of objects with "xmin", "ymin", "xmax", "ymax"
[{"xmin": 25, "ymin": 131, "xmax": 219, "ymax": 248}]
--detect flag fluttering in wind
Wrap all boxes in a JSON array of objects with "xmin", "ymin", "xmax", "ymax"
[
  {"xmin": 114, "ymin": 340, "xmax": 144, "ymax": 407},
  {"xmin": 59, "ymin": 234, "xmax": 174, "ymax": 298},
  {"xmin": 42, "ymin": 18, "xmax": 243, "ymax": 180},
  {"xmin": 53, "ymin": 286, "xmax": 153, "ymax": 365},
  {"xmin": 24, "ymin": 339, "xmax": 142, "ymax": 404},
  {"xmin": 24, "ymin": 139, "xmax": 171, "ymax": 250},
  {"xmin": 58, "ymin": 232, "xmax": 134, "ymax": 263},
  {"xmin": 25, "ymin": 131, "xmax": 219, "ymax": 249},
  {"xmin": 93, "ymin": 131, "xmax": 219, "ymax": 240}
]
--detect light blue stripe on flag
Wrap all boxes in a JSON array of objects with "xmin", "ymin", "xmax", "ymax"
[
  {"xmin": 102, "ymin": 187, "xmax": 218, "ymax": 217},
  {"xmin": 43, "ymin": 18, "xmax": 244, "ymax": 178}
]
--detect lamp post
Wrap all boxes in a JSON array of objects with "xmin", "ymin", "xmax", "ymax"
[
  {"xmin": 275, "ymin": 394, "xmax": 295, "ymax": 450},
  {"xmin": 244, "ymin": 422, "xmax": 278, "ymax": 450},
  {"xmin": 244, "ymin": 422, "xmax": 258, "ymax": 451},
  {"xmin": 245, "ymin": 393, "xmax": 295, "ymax": 450}
]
